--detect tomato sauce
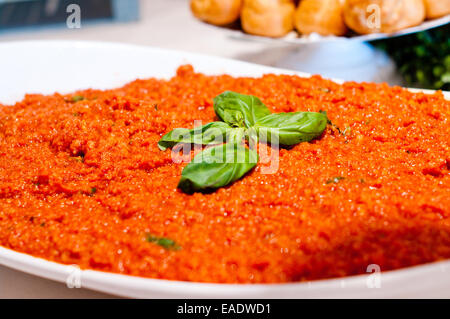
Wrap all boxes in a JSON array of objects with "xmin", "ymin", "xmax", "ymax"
[{"xmin": 0, "ymin": 65, "xmax": 449, "ymax": 283}]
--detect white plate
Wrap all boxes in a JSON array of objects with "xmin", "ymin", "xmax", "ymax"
[
  {"xmin": 223, "ymin": 15, "xmax": 450, "ymax": 44},
  {"xmin": 0, "ymin": 41, "xmax": 449, "ymax": 298}
]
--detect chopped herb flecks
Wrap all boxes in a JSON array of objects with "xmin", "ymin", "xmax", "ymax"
[
  {"xmin": 72, "ymin": 95, "xmax": 85, "ymax": 102},
  {"xmin": 69, "ymin": 155, "xmax": 84, "ymax": 163},
  {"xmin": 326, "ymin": 176, "xmax": 345, "ymax": 184},
  {"xmin": 146, "ymin": 234, "xmax": 181, "ymax": 250},
  {"xmin": 320, "ymin": 110, "xmax": 345, "ymax": 135},
  {"xmin": 342, "ymin": 127, "xmax": 351, "ymax": 136}
]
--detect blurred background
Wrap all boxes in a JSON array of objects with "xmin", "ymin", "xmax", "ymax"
[{"xmin": 0, "ymin": 0, "xmax": 448, "ymax": 90}]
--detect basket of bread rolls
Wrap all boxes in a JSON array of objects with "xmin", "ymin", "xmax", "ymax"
[{"xmin": 190, "ymin": 0, "xmax": 450, "ymax": 38}]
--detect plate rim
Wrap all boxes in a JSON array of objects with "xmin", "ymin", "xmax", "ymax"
[
  {"xmin": 221, "ymin": 15, "xmax": 450, "ymax": 45},
  {"xmin": 2, "ymin": 245, "xmax": 450, "ymax": 298}
]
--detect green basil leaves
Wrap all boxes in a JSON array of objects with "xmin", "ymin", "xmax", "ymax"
[
  {"xmin": 158, "ymin": 121, "xmax": 232, "ymax": 151},
  {"xmin": 253, "ymin": 112, "xmax": 328, "ymax": 145},
  {"xmin": 158, "ymin": 91, "xmax": 328, "ymax": 193},
  {"xmin": 213, "ymin": 91, "xmax": 271, "ymax": 128},
  {"xmin": 178, "ymin": 144, "xmax": 258, "ymax": 194}
]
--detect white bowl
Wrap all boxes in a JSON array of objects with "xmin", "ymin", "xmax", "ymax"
[{"xmin": 0, "ymin": 41, "xmax": 449, "ymax": 298}]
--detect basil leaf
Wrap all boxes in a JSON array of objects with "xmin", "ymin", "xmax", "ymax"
[
  {"xmin": 178, "ymin": 143, "xmax": 258, "ymax": 193},
  {"xmin": 158, "ymin": 122, "xmax": 232, "ymax": 151},
  {"xmin": 227, "ymin": 127, "xmax": 246, "ymax": 144},
  {"xmin": 254, "ymin": 112, "xmax": 328, "ymax": 145},
  {"xmin": 146, "ymin": 234, "xmax": 181, "ymax": 250},
  {"xmin": 213, "ymin": 91, "xmax": 271, "ymax": 128}
]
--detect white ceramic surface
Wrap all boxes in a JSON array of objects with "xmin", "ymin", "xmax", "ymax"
[{"xmin": 0, "ymin": 41, "xmax": 449, "ymax": 298}]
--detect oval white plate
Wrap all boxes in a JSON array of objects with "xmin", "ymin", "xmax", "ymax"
[
  {"xmin": 221, "ymin": 15, "xmax": 450, "ymax": 45},
  {"xmin": 0, "ymin": 41, "xmax": 449, "ymax": 298}
]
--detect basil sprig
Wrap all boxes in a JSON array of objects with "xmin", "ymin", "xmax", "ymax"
[
  {"xmin": 178, "ymin": 144, "xmax": 258, "ymax": 194},
  {"xmin": 158, "ymin": 91, "xmax": 328, "ymax": 193}
]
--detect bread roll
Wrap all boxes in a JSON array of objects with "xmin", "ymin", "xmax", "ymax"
[
  {"xmin": 191, "ymin": 0, "xmax": 242, "ymax": 26},
  {"xmin": 241, "ymin": 0, "xmax": 295, "ymax": 37},
  {"xmin": 343, "ymin": 0, "xmax": 425, "ymax": 34},
  {"xmin": 423, "ymin": 0, "xmax": 450, "ymax": 19},
  {"xmin": 394, "ymin": 0, "xmax": 425, "ymax": 30},
  {"xmin": 294, "ymin": 0, "xmax": 347, "ymax": 36}
]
